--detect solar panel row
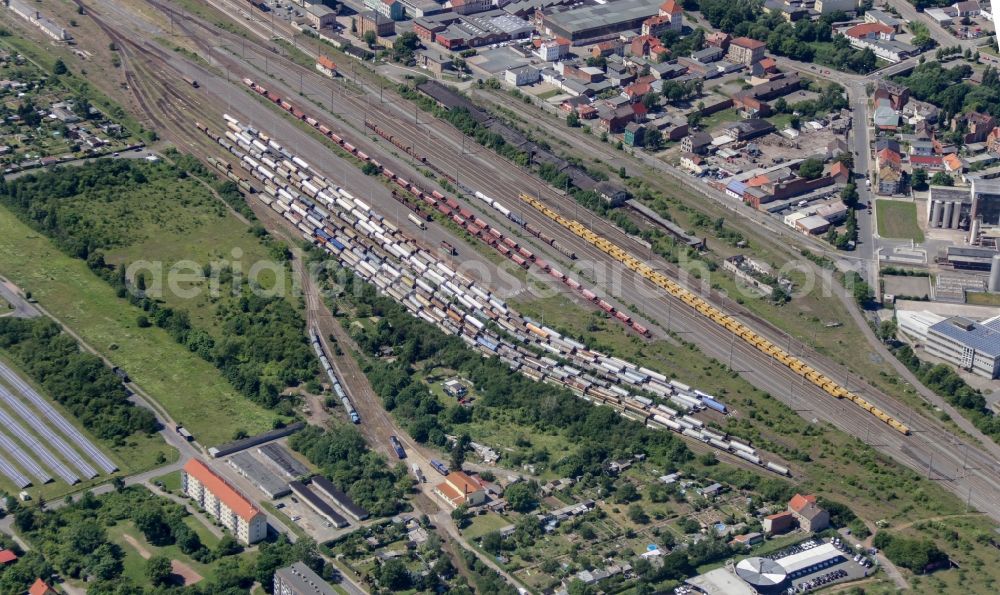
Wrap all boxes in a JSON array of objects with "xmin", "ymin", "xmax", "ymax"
[
  {"xmin": 0, "ymin": 455, "xmax": 30, "ymax": 489},
  {"xmin": 0, "ymin": 429, "xmax": 52, "ymax": 484},
  {"xmin": 0, "ymin": 404, "xmax": 78, "ymax": 484},
  {"xmin": 0, "ymin": 384, "xmax": 97, "ymax": 479},
  {"xmin": 0, "ymin": 362, "xmax": 117, "ymax": 473}
]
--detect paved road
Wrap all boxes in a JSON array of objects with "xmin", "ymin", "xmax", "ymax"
[{"xmin": 0, "ymin": 277, "xmax": 40, "ymax": 318}]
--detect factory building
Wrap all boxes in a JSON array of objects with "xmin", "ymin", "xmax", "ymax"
[
  {"xmin": 540, "ymin": 0, "xmax": 662, "ymax": 43},
  {"xmin": 273, "ymin": 562, "xmax": 336, "ymax": 595},
  {"xmin": 182, "ymin": 459, "xmax": 268, "ymax": 544},
  {"xmin": 925, "ymin": 316, "xmax": 1000, "ymax": 379},
  {"xmin": 971, "ymin": 177, "xmax": 1000, "ymax": 226},
  {"xmin": 928, "ymin": 186, "xmax": 972, "ymax": 230}
]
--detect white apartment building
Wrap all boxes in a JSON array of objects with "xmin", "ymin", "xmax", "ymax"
[
  {"xmin": 183, "ymin": 458, "xmax": 267, "ymax": 545},
  {"xmin": 925, "ymin": 316, "xmax": 1000, "ymax": 379}
]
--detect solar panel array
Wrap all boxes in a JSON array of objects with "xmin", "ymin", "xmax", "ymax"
[
  {"xmin": 0, "ymin": 402, "xmax": 78, "ymax": 484},
  {"xmin": 258, "ymin": 443, "xmax": 309, "ymax": 477},
  {"xmin": 0, "ymin": 384, "xmax": 97, "ymax": 479},
  {"xmin": 0, "ymin": 454, "xmax": 30, "ymax": 489},
  {"xmin": 0, "ymin": 362, "xmax": 117, "ymax": 473},
  {"xmin": 0, "ymin": 429, "xmax": 52, "ymax": 484}
]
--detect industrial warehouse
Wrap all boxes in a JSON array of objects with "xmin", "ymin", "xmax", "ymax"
[{"xmin": 539, "ymin": 0, "xmax": 663, "ymax": 43}]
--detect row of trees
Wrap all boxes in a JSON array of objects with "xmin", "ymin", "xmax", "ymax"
[
  {"xmin": 0, "ymin": 317, "xmax": 158, "ymax": 441},
  {"xmin": 289, "ymin": 426, "xmax": 410, "ymax": 517}
]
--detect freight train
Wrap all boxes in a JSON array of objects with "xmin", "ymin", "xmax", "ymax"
[
  {"xmin": 197, "ymin": 112, "xmax": 796, "ymax": 477},
  {"xmin": 308, "ymin": 328, "xmax": 360, "ymax": 423},
  {"xmin": 518, "ymin": 191, "xmax": 911, "ymax": 436}
]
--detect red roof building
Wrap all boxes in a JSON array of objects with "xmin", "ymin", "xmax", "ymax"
[
  {"xmin": 183, "ymin": 459, "xmax": 267, "ymax": 545},
  {"xmin": 843, "ymin": 23, "xmax": 894, "ymax": 41},
  {"xmin": 0, "ymin": 550, "xmax": 17, "ymax": 564},
  {"xmin": 29, "ymin": 579, "xmax": 57, "ymax": 595},
  {"xmin": 727, "ymin": 37, "xmax": 766, "ymax": 66}
]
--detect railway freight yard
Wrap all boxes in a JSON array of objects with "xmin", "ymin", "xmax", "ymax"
[{"xmin": 0, "ymin": 0, "xmax": 998, "ymax": 593}]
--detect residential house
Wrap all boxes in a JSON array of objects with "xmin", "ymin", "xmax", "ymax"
[
  {"xmin": 877, "ymin": 148, "xmax": 903, "ymax": 194},
  {"xmin": 434, "ymin": 471, "xmax": 487, "ymax": 508},
  {"xmin": 830, "ymin": 161, "xmax": 850, "ymax": 184},
  {"xmin": 505, "ymin": 65, "xmax": 540, "ymax": 86},
  {"xmin": 706, "ymin": 31, "xmax": 731, "ymax": 49},
  {"xmin": 452, "ymin": 0, "xmax": 492, "ymax": 15},
  {"xmin": 731, "ymin": 532, "xmax": 765, "ymax": 546},
  {"xmin": 910, "ymin": 140, "xmax": 935, "ymax": 156},
  {"xmin": 944, "ymin": 153, "xmax": 966, "ymax": 173},
  {"xmin": 873, "ymin": 97, "xmax": 900, "ymax": 130},
  {"xmin": 815, "ymin": 0, "xmax": 858, "ymax": 14},
  {"xmin": 682, "ymin": 131, "xmax": 713, "ymax": 154},
  {"xmin": 763, "ymin": 0, "xmax": 809, "ymax": 22},
  {"xmin": 680, "ymin": 152, "xmax": 706, "ymax": 174},
  {"xmin": 874, "ymin": 79, "xmax": 910, "ymax": 110},
  {"xmin": 29, "ymin": 579, "xmax": 57, "ymax": 595},
  {"xmin": 417, "ymin": 49, "xmax": 455, "ymax": 75},
  {"xmin": 953, "ymin": 0, "xmax": 981, "ymax": 16},
  {"xmin": 724, "ymin": 119, "xmax": 775, "ymax": 141},
  {"xmin": 629, "ymin": 35, "xmax": 668, "ymax": 60},
  {"xmin": 911, "ymin": 155, "xmax": 945, "ymax": 170},
  {"xmin": 650, "ymin": 115, "xmax": 689, "ymax": 140},
  {"xmin": 598, "ymin": 104, "xmax": 639, "ymax": 133},
  {"xmin": 358, "ymin": 11, "xmax": 395, "ymax": 38},
  {"xmin": 733, "ymin": 93, "xmax": 770, "ymax": 118},
  {"xmin": 655, "ymin": 0, "xmax": 683, "ymax": 32},
  {"xmin": 987, "ymin": 127, "xmax": 1000, "ymax": 154},
  {"xmin": 536, "ymin": 37, "xmax": 570, "ymax": 61},
  {"xmin": 726, "ymin": 37, "xmax": 766, "ymax": 66},
  {"xmin": 365, "ymin": 0, "xmax": 405, "ymax": 20},
  {"xmin": 954, "ymin": 112, "xmax": 996, "ymax": 144},
  {"xmin": 865, "ymin": 9, "xmax": 903, "ymax": 31},
  {"xmin": 590, "ymin": 40, "xmax": 623, "ymax": 58},
  {"xmin": 304, "ymin": 4, "xmax": 337, "ymax": 28},
  {"xmin": 789, "ymin": 493, "xmax": 830, "ymax": 532},
  {"xmin": 624, "ymin": 122, "xmax": 646, "ymax": 146},
  {"xmin": 315, "ymin": 55, "xmax": 338, "ymax": 78},
  {"xmin": 0, "ymin": 550, "xmax": 17, "ymax": 565}
]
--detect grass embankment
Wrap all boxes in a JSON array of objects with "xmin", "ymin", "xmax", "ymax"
[
  {"xmin": 877, "ymin": 200, "xmax": 925, "ymax": 242},
  {"xmin": 0, "ymin": 206, "xmax": 276, "ymax": 446}
]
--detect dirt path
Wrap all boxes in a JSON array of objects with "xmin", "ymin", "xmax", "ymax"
[
  {"xmin": 171, "ymin": 559, "xmax": 203, "ymax": 585},
  {"xmin": 122, "ymin": 533, "xmax": 152, "ymax": 559}
]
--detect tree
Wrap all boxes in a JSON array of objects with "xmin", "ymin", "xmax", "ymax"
[
  {"xmin": 877, "ymin": 319, "xmax": 898, "ymax": 343},
  {"xmin": 481, "ymin": 531, "xmax": 502, "ymax": 555},
  {"xmin": 615, "ymin": 481, "xmax": 639, "ymax": 503},
  {"xmin": 645, "ymin": 128, "xmax": 663, "ymax": 151},
  {"xmin": 911, "ymin": 167, "xmax": 928, "ymax": 191},
  {"xmin": 504, "ymin": 481, "xmax": 539, "ymax": 512},
  {"xmin": 930, "ymin": 171, "xmax": 953, "ymax": 186},
  {"xmin": 566, "ymin": 112, "xmax": 580, "ymax": 127},
  {"xmin": 628, "ymin": 504, "xmax": 649, "ymax": 524},
  {"xmin": 146, "ymin": 555, "xmax": 173, "ymax": 587},
  {"xmin": 841, "ymin": 181, "xmax": 859, "ymax": 208},
  {"xmin": 52, "ymin": 59, "xmax": 67, "ymax": 75},
  {"xmin": 136, "ymin": 315, "xmax": 151, "ymax": 328},
  {"xmin": 363, "ymin": 31, "xmax": 376, "ymax": 48},
  {"xmin": 378, "ymin": 559, "xmax": 411, "ymax": 590},
  {"xmin": 798, "ymin": 158, "xmax": 824, "ymax": 180}
]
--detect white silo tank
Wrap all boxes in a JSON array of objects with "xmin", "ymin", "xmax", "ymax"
[
  {"xmin": 930, "ymin": 200, "xmax": 943, "ymax": 227},
  {"xmin": 950, "ymin": 202, "xmax": 962, "ymax": 229},
  {"xmin": 989, "ymin": 254, "xmax": 1000, "ymax": 292},
  {"xmin": 942, "ymin": 201, "xmax": 954, "ymax": 229},
  {"xmin": 970, "ymin": 218, "xmax": 981, "ymax": 245}
]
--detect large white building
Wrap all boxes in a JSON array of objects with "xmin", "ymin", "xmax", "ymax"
[
  {"xmin": 273, "ymin": 562, "xmax": 336, "ymax": 595},
  {"xmin": 925, "ymin": 316, "xmax": 1000, "ymax": 379},
  {"xmin": 183, "ymin": 458, "xmax": 268, "ymax": 545}
]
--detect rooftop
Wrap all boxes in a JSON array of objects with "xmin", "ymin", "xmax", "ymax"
[
  {"xmin": 184, "ymin": 459, "xmax": 261, "ymax": 521},
  {"xmin": 776, "ymin": 542, "xmax": 844, "ymax": 576},
  {"xmin": 544, "ymin": 0, "xmax": 662, "ymax": 35},
  {"xmin": 929, "ymin": 316, "xmax": 1000, "ymax": 357},
  {"xmin": 274, "ymin": 562, "xmax": 336, "ymax": 595}
]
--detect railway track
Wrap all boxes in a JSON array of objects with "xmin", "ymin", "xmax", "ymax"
[{"xmin": 79, "ymin": 0, "xmax": 1000, "ymax": 519}]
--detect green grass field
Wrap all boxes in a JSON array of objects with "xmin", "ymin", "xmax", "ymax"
[
  {"xmin": 108, "ymin": 521, "xmax": 241, "ymax": 587},
  {"xmin": 0, "ymin": 205, "xmax": 278, "ymax": 446},
  {"xmin": 966, "ymin": 292, "xmax": 1000, "ymax": 306},
  {"xmin": 877, "ymin": 200, "xmax": 925, "ymax": 242},
  {"xmin": 153, "ymin": 470, "xmax": 183, "ymax": 494}
]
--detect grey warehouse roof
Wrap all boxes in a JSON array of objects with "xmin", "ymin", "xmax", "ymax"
[
  {"xmin": 544, "ymin": 0, "xmax": 661, "ymax": 34},
  {"xmin": 929, "ymin": 316, "xmax": 1000, "ymax": 357}
]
